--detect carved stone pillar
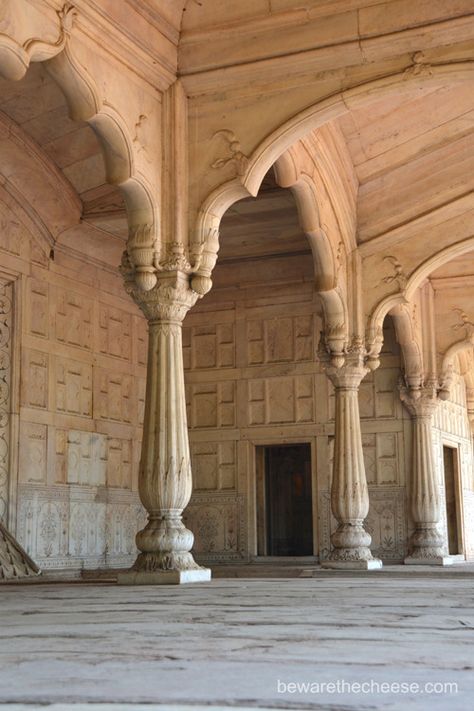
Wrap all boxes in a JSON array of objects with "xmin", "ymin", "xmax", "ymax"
[
  {"xmin": 321, "ymin": 352, "xmax": 382, "ymax": 570},
  {"xmin": 400, "ymin": 384, "xmax": 450, "ymax": 565},
  {"xmin": 118, "ymin": 265, "xmax": 211, "ymax": 584}
]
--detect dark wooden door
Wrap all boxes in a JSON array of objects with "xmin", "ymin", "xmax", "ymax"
[
  {"xmin": 443, "ymin": 446, "xmax": 460, "ymax": 555},
  {"xmin": 265, "ymin": 444, "xmax": 313, "ymax": 556}
]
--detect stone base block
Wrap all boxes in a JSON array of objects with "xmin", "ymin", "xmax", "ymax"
[
  {"xmin": 321, "ymin": 558, "xmax": 383, "ymax": 570},
  {"xmin": 117, "ymin": 568, "xmax": 212, "ymax": 585},
  {"xmin": 404, "ymin": 556, "xmax": 453, "ymax": 566}
]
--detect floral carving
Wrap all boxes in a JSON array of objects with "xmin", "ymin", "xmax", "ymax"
[
  {"xmin": 382, "ymin": 256, "xmax": 407, "ymax": 290},
  {"xmin": 452, "ymin": 308, "xmax": 474, "ymax": 340},
  {"xmin": 211, "ymin": 129, "xmax": 249, "ymax": 177}
]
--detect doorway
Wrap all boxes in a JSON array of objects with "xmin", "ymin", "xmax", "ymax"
[
  {"xmin": 442, "ymin": 445, "xmax": 463, "ymax": 556},
  {"xmin": 257, "ymin": 443, "xmax": 313, "ymax": 556}
]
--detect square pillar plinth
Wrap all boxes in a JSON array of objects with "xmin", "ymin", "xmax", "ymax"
[
  {"xmin": 404, "ymin": 556, "xmax": 453, "ymax": 566},
  {"xmin": 117, "ymin": 568, "xmax": 212, "ymax": 585},
  {"xmin": 321, "ymin": 559, "xmax": 383, "ymax": 571}
]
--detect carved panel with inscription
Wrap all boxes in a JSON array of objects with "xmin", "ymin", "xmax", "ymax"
[
  {"xmin": 248, "ymin": 375, "xmax": 314, "ymax": 425},
  {"xmin": 67, "ymin": 431, "xmax": 107, "ymax": 486},
  {"xmin": 191, "ymin": 441, "xmax": 236, "ymax": 491},
  {"xmin": 94, "ymin": 370, "xmax": 133, "ymax": 423},
  {"xmin": 27, "ymin": 279, "xmax": 49, "ymax": 339},
  {"xmin": 107, "ymin": 437, "xmax": 132, "ymax": 488},
  {"xmin": 246, "ymin": 314, "xmax": 313, "ymax": 365},
  {"xmin": 188, "ymin": 381, "xmax": 236, "ymax": 429},
  {"xmin": 55, "ymin": 287, "xmax": 92, "ymax": 350},
  {"xmin": 19, "ymin": 422, "xmax": 47, "ymax": 484},
  {"xmin": 21, "ymin": 349, "xmax": 49, "ymax": 409},
  {"xmin": 99, "ymin": 305, "xmax": 132, "ymax": 361},
  {"xmin": 55, "ymin": 358, "xmax": 92, "ymax": 416},
  {"xmin": 183, "ymin": 322, "xmax": 235, "ymax": 370}
]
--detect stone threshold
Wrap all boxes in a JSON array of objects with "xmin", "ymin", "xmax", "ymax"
[{"xmin": 1, "ymin": 560, "xmax": 474, "ymax": 585}]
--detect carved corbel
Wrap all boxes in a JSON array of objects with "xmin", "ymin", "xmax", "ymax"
[
  {"xmin": 126, "ymin": 223, "xmax": 157, "ymax": 291},
  {"xmin": 189, "ymin": 223, "xmax": 220, "ymax": 296},
  {"xmin": 319, "ymin": 322, "xmax": 348, "ymax": 369},
  {"xmin": 365, "ymin": 325, "xmax": 384, "ymax": 372}
]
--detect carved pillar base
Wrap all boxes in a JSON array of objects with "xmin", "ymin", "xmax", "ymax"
[
  {"xmin": 118, "ymin": 511, "xmax": 211, "ymax": 585},
  {"xmin": 322, "ymin": 523, "xmax": 383, "ymax": 570}
]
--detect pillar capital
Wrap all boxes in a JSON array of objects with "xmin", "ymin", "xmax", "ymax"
[
  {"xmin": 324, "ymin": 357, "xmax": 369, "ymax": 390},
  {"xmin": 319, "ymin": 336, "xmax": 372, "ymax": 389},
  {"xmin": 121, "ymin": 250, "xmax": 199, "ymax": 323},
  {"xmin": 399, "ymin": 380, "xmax": 440, "ymax": 420}
]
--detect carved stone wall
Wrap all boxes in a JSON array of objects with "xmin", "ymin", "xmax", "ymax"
[
  {"xmin": 0, "ymin": 198, "xmax": 146, "ymax": 571},
  {"xmin": 184, "ymin": 266, "xmax": 409, "ymax": 563},
  {"xmin": 0, "ymin": 281, "xmax": 13, "ymax": 527}
]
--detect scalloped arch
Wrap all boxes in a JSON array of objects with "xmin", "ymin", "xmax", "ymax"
[{"xmin": 0, "ymin": 28, "xmax": 156, "ymax": 236}]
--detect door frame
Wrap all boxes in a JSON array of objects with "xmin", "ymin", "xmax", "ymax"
[
  {"xmin": 441, "ymin": 441, "xmax": 465, "ymax": 557},
  {"xmin": 251, "ymin": 437, "xmax": 318, "ymax": 560}
]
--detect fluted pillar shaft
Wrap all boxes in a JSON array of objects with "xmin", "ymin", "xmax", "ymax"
[
  {"xmin": 322, "ymin": 356, "xmax": 382, "ymax": 569},
  {"xmin": 118, "ymin": 269, "xmax": 210, "ymax": 584},
  {"xmin": 401, "ymin": 385, "xmax": 448, "ymax": 565}
]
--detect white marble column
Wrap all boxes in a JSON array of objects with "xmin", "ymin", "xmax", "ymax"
[
  {"xmin": 118, "ymin": 266, "xmax": 211, "ymax": 584},
  {"xmin": 322, "ymin": 353, "xmax": 382, "ymax": 570},
  {"xmin": 400, "ymin": 384, "xmax": 450, "ymax": 565}
]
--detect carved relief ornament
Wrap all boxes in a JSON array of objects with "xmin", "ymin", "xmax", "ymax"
[
  {"xmin": 381, "ymin": 256, "xmax": 408, "ymax": 291},
  {"xmin": 211, "ymin": 129, "xmax": 249, "ymax": 177}
]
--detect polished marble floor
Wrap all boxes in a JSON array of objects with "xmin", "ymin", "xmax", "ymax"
[{"xmin": 1, "ymin": 571, "xmax": 474, "ymax": 710}]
